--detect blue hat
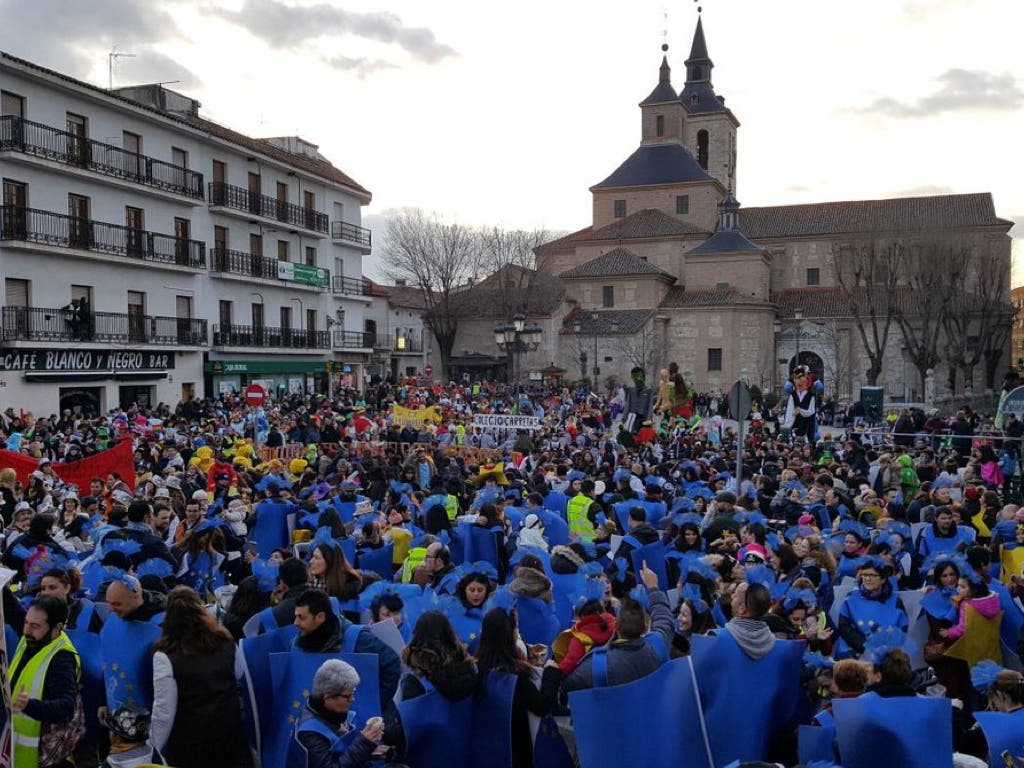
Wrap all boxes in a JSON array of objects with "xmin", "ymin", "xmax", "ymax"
[
  {"xmin": 612, "ymin": 468, "xmax": 630, "ymax": 483},
  {"xmin": 567, "ymin": 470, "xmax": 586, "ymax": 482},
  {"xmin": 644, "ymin": 475, "xmax": 663, "ymax": 489}
]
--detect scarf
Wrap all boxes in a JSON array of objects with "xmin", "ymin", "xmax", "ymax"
[{"xmin": 724, "ymin": 617, "xmax": 777, "ymax": 660}]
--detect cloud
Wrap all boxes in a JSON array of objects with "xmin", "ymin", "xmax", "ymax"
[
  {"xmin": 112, "ymin": 46, "xmax": 203, "ymax": 90},
  {"xmin": 861, "ymin": 68, "xmax": 1024, "ymax": 117},
  {"xmin": 324, "ymin": 54, "xmax": 397, "ymax": 78},
  {"xmin": 212, "ymin": 0, "xmax": 457, "ymax": 64},
  {"xmin": 1011, "ymin": 215, "xmax": 1024, "ymax": 237},
  {"xmin": 0, "ymin": 0, "xmax": 184, "ymax": 80}
]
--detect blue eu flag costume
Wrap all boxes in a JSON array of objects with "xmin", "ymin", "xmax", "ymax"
[
  {"xmin": 251, "ymin": 498, "xmax": 295, "ymax": 558},
  {"xmin": 568, "ymin": 656, "xmax": 713, "ymax": 768},
  {"xmin": 516, "ymin": 596, "xmax": 561, "ymax": 646},
  {"xmin": 65, "ymin": 600, "xmax": 105, "ymax": 746},
  {"xmin": 973, "ymin": 709, "xmax": 1024, "ymax": 768},
  {"xmin": 99, "ymin": 611, "xmax": 164, "ymax": 710},
  {"xmin": 832, "ymin": 694, "xmax": 952, "ymax": 768},
  {"xmin": 690, "ymin": 633, "xmax": 806, "ymax": 767},
  {"xmin": 396, "ymin": 676, "xmax": 474, "ymax": 768},
  {"xmin": 265, "ymin": 651, "xmax": 381, "ymax": 768},
  {"xmin": 240, "ymin": 624, "xmax": 299, "ymax": 753}
]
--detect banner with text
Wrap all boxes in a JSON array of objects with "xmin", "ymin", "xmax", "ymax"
[
  {"xmin": 390, "ymin": 404, "xmax": 442, "ymax": 427},
  {"xmin": 471, "ymin": 414, "xmax": 541, "ymax": 430}
]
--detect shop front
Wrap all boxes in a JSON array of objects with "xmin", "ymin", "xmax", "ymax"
[
  {"xmin": 0, "ymin": 347, "xmax": 183, "ymax": 416},
  {"xmin": 204, "ymin": 358, "xmax": 333, "ymax": 400}
]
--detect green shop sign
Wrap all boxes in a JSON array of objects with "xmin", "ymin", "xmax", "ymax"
[
  {"xmin": 206, "ymin": 360, "xmax": 331, "ymax": 375},
  {"xmin": 277, "ymin": 261, "xmax": 329, "ymax": 287}
]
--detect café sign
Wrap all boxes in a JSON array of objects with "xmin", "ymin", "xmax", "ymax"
[{"xmin": 1, "ymin": 348, "xmax": 175, "ymax": 372}]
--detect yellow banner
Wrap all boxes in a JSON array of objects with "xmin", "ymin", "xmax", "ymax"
[{"xmin": 391, "ymin": 404, "xmax": 442, "ymax": 427}]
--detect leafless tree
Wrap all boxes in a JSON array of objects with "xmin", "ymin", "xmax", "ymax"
[
  {"xmin": 819, "ymin": 320, "xmax": 853, "ymax": 400},
  {"xmin": 970, "ymin": 242, "xmax": 1015, "ymax": 392},
  {"xmin": 380, "ymin": 208, "xmax": 480, "ymax": 378},
  {"xmin": 893, "ymin": 240, "xmax": 962, "ymax": 398},
  {"xmin": 834, "ymin": 240, "xmax": 903, "ymax": 386},
  {"xmin": 612, "ymin": 320, "xmax": 665, "ymax": 383},
  {"xmin": 476, "ymin": 226, "xmax": 556, "ymax": 319}
]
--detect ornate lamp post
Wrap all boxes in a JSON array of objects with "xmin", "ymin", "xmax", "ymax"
[{"xmin": 494, "ymin": 312, "xmax": 542, "ymax": 388}]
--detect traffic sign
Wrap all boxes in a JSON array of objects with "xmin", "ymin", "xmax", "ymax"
[
  {"xmin": 727, "ymin": 380, "xmax": 752, "ymax": 421},
  {"xmin": 244, "ymin": 384, "xmax": 266, "ymax": 407}
]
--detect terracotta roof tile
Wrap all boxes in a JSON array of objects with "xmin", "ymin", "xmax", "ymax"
[
  {"xmin": 592, "ymin": 209, "xmax": 708, "ymax": 240},
  {"xmin": 659, "ymin": 287, "xmax": 742, "ymax": 308},
  {"xmin": 449, "ymin": 279, "xmax": 566, "ymax": 320},
  {"xmin": 559, "ymin": 248, "xmax": 675, "ymax": 280},
  {"xmin": 560, "ymin": 308, "xmax": 655, "ymax": 335}
]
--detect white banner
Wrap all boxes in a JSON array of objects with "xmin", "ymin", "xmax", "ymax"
[{"xmin": 471, "ymin": 414, "xmax": 541, "ymax": 430}]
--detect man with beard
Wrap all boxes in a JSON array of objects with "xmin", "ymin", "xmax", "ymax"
[{"xmin": 9, "ymin": 596, "xmax": 82, "ymax": 768}]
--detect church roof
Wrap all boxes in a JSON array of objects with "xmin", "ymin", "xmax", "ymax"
[
  {"xmin": 592, "ymin": 143, "xmax": 714, "ymax": 189},
  {"xmin": 448, "ymin": 277, "xmax": 566, "ymax": 320},
  {"xmin": 687, "ymin": 193, "xmax": 764, "ymax": 256},
  {"xmin": 660, "ymin": 286, "xmax": 739, "ymax": 308},
  {"xmin": 771, "ymin": 286, "xmax": 931, "ymax": 318},
  {"xmin": 560, "ymin": 308, "xmax": 655, "ymax": 335},
  {"xmin": 740, "ymin": 193, "xmax": 1012, "ymax": 239},
  {"xmin": 535, "ymin": 209, "xmax": 708, "ymax": 256},
  {"xmin": 560, "ymin": 248, "xmax": 675, "ymax": 280},
  {"xmin": 641, "ymin": 55, "xmax": 678, "ymax": 105}
]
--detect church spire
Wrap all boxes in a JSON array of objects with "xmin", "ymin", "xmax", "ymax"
[
  {"xmin": 641, "ymin": 44, "xmax": 678, "ymax": 105},
  {"xmin": 685, "ymin": 16, "xmax": 713, "ymax": 85}
]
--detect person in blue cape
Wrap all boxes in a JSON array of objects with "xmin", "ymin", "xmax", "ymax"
[
  {"xmin": 175, "ymin": 519, "xmax": 229, "ymax": 599},
  {"xmin": 917, "ymin": 505, "xmax": 974, "ymax": 559},
  {"xmin": 443, "ymin": 564, "xmax": 496, "ymax": 653},
  {"xmin": 958, "ymin": 662, "xmax": 1024, "ymax": 766},
  {"xmin": 562, "ymin": 564, "xmax": 673, "ymax": 691},
  {"xmin": 251, "ymin": 557, "xmax": 310, "ymax": 635},
  {"xmin": 101, "ymin": 574, "xmax": 166, "ymax": 711},
  {"xmin": 834, "ymin": 559, "xmax": 908, "ymax": 659},
  {"xmin": 834, "ymin": 520, "xmax": 871, "ymax": 580},
  {"xmin": 919, "ymin": 553, "xmax": 970, "ymax": 698},
  {"xmin": 384, "ymin": 610, "xmax": 477, "ymax": 759},
  {"xmin": 476, "ymin": 604, "xmax": 563, "ymax": 768},
  {"xmin": 287, "ymin": 659, "xmax": 386, "ymax": 768}
]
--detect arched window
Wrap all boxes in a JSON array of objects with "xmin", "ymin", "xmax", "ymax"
[{"xmin": 697, "ymin": 129, "xmax": 709, "ymax": 170}]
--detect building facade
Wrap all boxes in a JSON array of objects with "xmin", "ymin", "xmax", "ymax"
[
  {"xmin": 0, "ymin": 52, "xmax": 373, "ymax": 415},
  {"xmin": 443, "ymin": 18, "xmax": 1013, "ymax": 402}
]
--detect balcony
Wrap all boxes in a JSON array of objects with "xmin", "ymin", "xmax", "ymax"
[
  {"xmin": 211, "ymin": 247, "xmax": 329, "ymax": 289},
  {"xmin": 212, "ymin": 324, "xmax": 329, "ymax": 350},
  {"xmin": 332, "ymin": 330, "xmax": 374, "ymax": 350},
  {"xmin": 331, "ymin": 220, "xmax": 372, "ymax": 252},
  {"xmin": 2, "ymin": 306, "xmax": 206, "ymax": 346},
  {"xmin": 380, "ymin": 333, "xmax": 424, "ymax": 354},
  {"xmin": 208, "ymin": 182, "xmax": 328, "ymax": 235},
  {"xmin": 0, "ymin": 115, "xmax": 204, "ymax": 200},
  {"xmin": 331, "ymin": 275, "xmax": 372, "ymax": 297},
  {"xmin": 0, "ymin": 206, "xmax": 206, "ymax": 269}
]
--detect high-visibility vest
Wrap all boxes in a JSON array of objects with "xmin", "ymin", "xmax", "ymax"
[
  {"xmin": 567, "ymin": 494, "xmax": 596, "ymax": 541},
  {"xmin": 402, "ymin": 546, "xmax": 428, "ymax": 583},
  {"xmin": 444, "ymin": 494, "xmax": 460, "ymax": 521},
  {"xmin": 11, "ymin": 632, "xmax": 81, "ymax": 768}
]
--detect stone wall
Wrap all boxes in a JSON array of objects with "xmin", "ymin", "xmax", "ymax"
[{"xmin": 591, "ymin": 183, "xmax": 720, "ymax": 231}]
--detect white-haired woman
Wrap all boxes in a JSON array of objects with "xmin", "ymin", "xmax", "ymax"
[{"xmin": 290, "ymin": 659, "xmax": 386, "ymax": 768}]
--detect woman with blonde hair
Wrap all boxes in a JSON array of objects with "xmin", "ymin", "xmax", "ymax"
[{"xmin": 0, "ymin": 466, "xmax": 18, "ymax": 522}]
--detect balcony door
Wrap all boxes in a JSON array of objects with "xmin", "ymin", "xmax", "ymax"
[
  {"xmin": 4, "ymin": 277, "xmax": 29, "ymax": 339},
  {"xmin": 280, "ymin": 306, "xmax": 292, "ymax": 347},
  {"xmin": 67, "ymin": 194, "xmax": 90, "ymax": 249},
  {"xmin": 2, "ymin": 180, "xmax": 27, "ymax": 240},
  {"xmin": 276, "ymin": 181, "xmax": 289, "ymax": 223},
  {"xmin": 125, "ymin": 206, "xmax": 144, "ymax": 258},
  {"xmin": 247, "ymin": 172, "xmax": 261, "ymax": 215},
  {"xmin": 304, "ymin": 190, "xmax": 316, "ymax": 230},
  {"xmin": 173, "ymin": 217, "xmax": 190, "ymax": 265},
  {"xmin": 127, "ymin": 290, "xmax": 146, "ymax": 343},
  {"xmin": 176, "ymin": 295, "xmax": 194, "ymax": 344},
  {"xmin": 66, "ymin": 113, "xmax": 88, "ymax": 167},
  {"xmin": 71, "ymin": 284, "xmax": 93, "ymax": 341},
  {"xmin": 251, "ymin": 302, "xmax": 264, "ymax": 346},
  {"xmin": 122, "ymin": 131, "xmax": 142, "ymax": 180}
]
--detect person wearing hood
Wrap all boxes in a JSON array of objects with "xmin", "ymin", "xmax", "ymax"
[
  {"xmin": 616, "ymin": 506, "xmax": 660, "ymax": 565},
  {"xmin": 292, "ymin": 590, "xmax": 399, "ymax": 711},
  {"xmin": 516, "ymin": 513, "xmax": 548, "ymax": 552},
  {"xmin": 509, "ymin": 558, "xmax": 553, "ymax": 603}
]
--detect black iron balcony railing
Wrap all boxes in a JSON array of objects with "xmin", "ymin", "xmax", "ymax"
[
  {"xmin": 331, "ymin": 220, "xmax": 372, "ymax": 248},
  {"xmin": 377, "ymin": 333, "xmax": 424, "ymax": 353},
  {"xmin": 208, "ymin": 182, "xmax": 329, "ymax": 234},
  {"xmin": 212, "ymin": 247, "xmax": 329, "ymax": 287},
  {"xmin": 213, "ymin": 324, "xmax": 329, "ymax": 349},
  {"xmin": 331, "ymin": 275, "xmax": 372, "ymax": 296},
  {"xmin": 332, "ymin": 330, "xmax": 374, "ymax": 349},
  {"xmin": 2, "ymin": 305, "xmax": 207, "ymax": 346},
  {"xmin": 0, "ymin": 116, "xmax": 204, "ymax": 198},
  {"xmin": 0, "ymin": 206, "xmax": 206, "ymax": 268}
]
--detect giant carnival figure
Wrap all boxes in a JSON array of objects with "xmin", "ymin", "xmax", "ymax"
[{"xmin": 783, "ymin": 364, "xmax": 824, "ymax": 441}]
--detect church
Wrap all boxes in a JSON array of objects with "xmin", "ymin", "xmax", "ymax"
[{"xmin": 447, "ymin": 16, "xmax": 1013, "ymax": 403}]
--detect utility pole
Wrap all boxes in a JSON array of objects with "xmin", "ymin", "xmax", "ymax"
[{"xmin": 108, "ymin": 47, "xmax": 136, "ymax": 90}]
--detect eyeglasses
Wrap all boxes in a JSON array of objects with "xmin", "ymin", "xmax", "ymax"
[{"xmin": 860, "ymin": 572, "xmax": 882, "ymax": 581}]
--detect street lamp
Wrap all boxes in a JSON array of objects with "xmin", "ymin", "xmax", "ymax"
[
  {"xmin": 573, "ymin": 312, "xmax": 616, "ymax": 384},
  {"xmin": 774, "ymin": 308, "xmax": 816, "ymax": 389},
  {"xmin": 494, "ymin": 314, "xmax": 542, "ymax": 387}
]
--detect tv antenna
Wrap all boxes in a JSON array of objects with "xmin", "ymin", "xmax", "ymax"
[{"xmin": 108, "ymin": 46, "xmax": 136, "ymax": 90}]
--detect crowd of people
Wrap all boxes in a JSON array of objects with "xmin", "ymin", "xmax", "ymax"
[{"xmin": 1, "ymin": 370, "xmax": 1024, "ymax": 768}]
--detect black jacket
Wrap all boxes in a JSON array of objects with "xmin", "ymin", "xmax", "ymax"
[
  {"xmin": 11, "ymin": 644, "xmax": 78, "ymax": 724},
  {"xmin": 297, "ymin": 700, "xmax": 376, "ymax": 768}
]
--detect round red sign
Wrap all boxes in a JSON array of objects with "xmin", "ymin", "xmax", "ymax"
[{"xmin": 244, "ymin": 384, "xmax": 266, "ymax": 406}]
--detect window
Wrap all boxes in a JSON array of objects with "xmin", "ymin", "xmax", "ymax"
[
  {"xmin": 66, "ymin": 114, "xmax": 88, "ymax": 167},
  {"xmin": 122, "ymin": 130, "xmax": 140, "ymax": 154},
  {"xmin": 3, "ymin": 179, "xmax": 26, "ymax": 207},
  {"xmin": 277, "ymin": 240, "xmax": 290, "ymax": 262},
  {"xmin": 171, "ymin": 147, "xmax": 188, "ymax": 168},
  {"xmin": 276, "ymin": 182, "xmax": 288, "ymax": 203},
  {"xmin": 306, "ymin": 309, "xmax": 317, "ymax": 332},
  {"xmin": 676, "ymin": 195, "xmax": 689, "ymax": 215},
  {"xmin": 127, "ymin": 290, "xmax": 146, "ymax": 343},
  {"xmin": 212, "ymin": 160, "xmax": 226, "ymax": 184},
  {"xmin": 697, "ymin": 130, "xmax": 709, "ymax": 170},
  {"xmin": 602, "ymin": 286, "xmax": 614, "ymax": 308},
  {"xmin": 213, "ymin": 225, "xmax": 228, "ymax": 252},
  {"xmin": 249, "ymin": 233, "xmax": 263, "ymax": 256},
  {"xmin": 304, "ymin": 190, "xmax": 315, "ymax": 210},
  {"xmin": 655, "ymin": 115, "xmax": 664, "ymax": 137},
  {"xmin": 70, "ymin": 285, "xmax": 92, "ymax": 304},
  {"xmin": 68, "ymin": 194, "xmax": 90, "ymax": 248},
  {"xmin": 279, "ymin": 306, "xmax": 292, "ymax": 330},
  {"xmin": 613, "ymin": 199, "xmax": 626, "ymax": 218},
  {"xmin": 125, "ymin": 207, "xmax": 144, "ymax": 256},
  {"xmin": 1, "ymin": 91, "xmax": 24, "ymax": 117},
  {"xmin": 305, "ymin": 246, "xmax": 316, "ymax": 266},
  {"xmin": 806, "ymin": 267, "xmax": 820, "ymax": 286},
  {"xmin": 4, "ymin": 278, "xmax": 29, "ymax": 306},
  {"xmin": 251, "ymin": 302, "xmax": 264, "ymax": 328},
  {"xmin": 707, "ymin": 348, "xmax": 722, "ymax": 372},
  {"xmin": 176, "ymin": 295, "xmax": 193, "ymax": 319},
  {"xmin": 219, "ymin": 300, "xmax": 232, "ymax": 326}
]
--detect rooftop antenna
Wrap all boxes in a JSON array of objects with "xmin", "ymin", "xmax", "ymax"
[{"xmin": 108, "ymin": 46, "xmax": 136, "ymax": 90}]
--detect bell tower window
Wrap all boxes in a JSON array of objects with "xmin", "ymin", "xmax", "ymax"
[
  {"xmin": 697, "ymin": 130, "xmax": 709, "ymax": 170},
  {"xmin": 655, "ymin": 115, "xmax": 664, "ymax": 137}
]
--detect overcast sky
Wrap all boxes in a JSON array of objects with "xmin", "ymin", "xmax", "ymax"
[{"xmin": 1, "ymin": 0, "xmax": 1021, "ymax": 282}]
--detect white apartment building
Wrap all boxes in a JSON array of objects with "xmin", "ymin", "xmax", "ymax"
[
  {"xmin": 0, "ymin": 52, "xmax": 373, "ymax": 417},
  {"xmin": 362, "ymin": 279, "xmax": 436, "ymax": 382}
]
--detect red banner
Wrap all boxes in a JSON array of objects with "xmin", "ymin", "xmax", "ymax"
[{"xmin": 0, "ymin": 439, "xmax": 136, "ymax": 491}]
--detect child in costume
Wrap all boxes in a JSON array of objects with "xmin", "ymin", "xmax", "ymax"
[{"xmin": 553, "ymin": 599, "xmax": 617, "ymax": 675}]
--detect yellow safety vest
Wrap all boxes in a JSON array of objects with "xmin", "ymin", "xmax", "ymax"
[
  {"xmin": 567, "ymin": 494, "xmax": 596, "ymax": 541},
  {"xmin": 10, "ymin": 632, "xmax": 81, "ymax": 768},
  {"xmin": 444, "ymin": 494, "xmax": 460, "ymax": 521},
  {"xmin": 402, "ymin": 546, "xmax": 428, "ymax": 583}
]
